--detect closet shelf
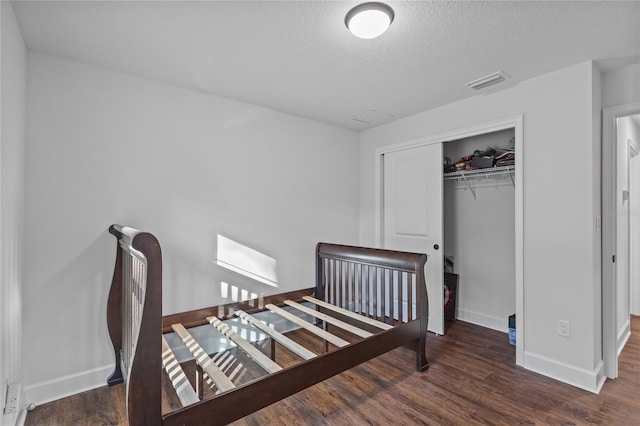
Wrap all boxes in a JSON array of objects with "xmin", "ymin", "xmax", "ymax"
[{"xmin": 444, "ymin": 165, "xmax": 515, "ymax": 182}]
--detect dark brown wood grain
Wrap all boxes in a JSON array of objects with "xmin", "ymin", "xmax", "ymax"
[
  {"xmin": 104, "ymin": 227, "xmax": 429, "ymax": 425},
  {"xmin": 127, "ymin": 231, "xmax": 163, "ymax": 426},
  {"xmin": 105, "ymin": 227, "xmax": 123, "ymax": 386},
  {"xmin": 106, "ymin": 226, "xmax": 163, "ymax": 425},
  {"xmin": 162, "ymin": 321, "xmax": 423, "ymax": 426},
  {"xmin": 26, "ymin": 316, "xmax": 640, "ymax": 426}
]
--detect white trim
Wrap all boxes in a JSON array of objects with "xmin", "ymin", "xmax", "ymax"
[
  {"xmin": 374, "ymin": 114, "xmax": 524, "ymax": 366},
  {"xmin": 1, "ymin": 385, "xmax": 24, "ymax": 426},
  {"xmin": 602, "ymin": 101, "xmax": 640, "ymax": 379},
  {"xmin": 16, "ymin": 408, "xmax": 28, "ymax": 426},
  {"xmin": 629, "ymin": 138, "xmax": 639, "ymax": 158},
  {"xmin": 524, "ymin": 352, "xmax": 606, "ymax": 394},
  {"xmin": 23, "ymin": 365, "xmax": 113, "ymax": 406},
  {"xmin": 616, "ymin": 318, "xmax": 631, "ymax": 357},
  {"xmin": 456, "ymin": 309, "xmax": 508, "ymax": 333}
]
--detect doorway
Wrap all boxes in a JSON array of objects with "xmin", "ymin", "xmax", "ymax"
[
  {"xmin": 602, "ymin": 103, "xmax": 640, "ymax": 379},
  {"xmin": 630, "ymin": 132, "xmax": 640, "ymax": 316},
  {"xmin": 375, "ymin": 115, "xmax": 524, "ymax": 365}
]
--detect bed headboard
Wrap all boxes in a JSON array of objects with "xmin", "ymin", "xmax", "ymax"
[
  {"xmin": 107, "ymin": 225, "xmax": 162, "ymax": 425},
  {"xmin": 316, "ymin": 242, "xmax": 428, "ymax": 326}
]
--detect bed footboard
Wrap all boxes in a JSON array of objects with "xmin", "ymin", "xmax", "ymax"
[{"xmin": 315, "ymin": 242, "xmax": 429, "ymax": 371}]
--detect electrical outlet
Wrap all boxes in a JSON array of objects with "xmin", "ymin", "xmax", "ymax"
[
  {"xmin": 557, "ymin": 320, "xmax": 571, "ymax": 338},
  {"xmin": 4, "ymin": 382, "xmax": 20, "ymax": 414}
]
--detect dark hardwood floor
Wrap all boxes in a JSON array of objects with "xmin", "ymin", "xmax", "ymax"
[{"xmin": 26, "ymin": 316, "xmax": 640, "ymax": 425}]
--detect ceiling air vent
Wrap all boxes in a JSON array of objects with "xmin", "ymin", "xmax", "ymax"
[
  {"xmin": 465, "ymin": 71, "xmax": 510, "ymax": 90},
  {"xmin": 351, "ymin": 109, "xmax": 395, "ymax": 125}
]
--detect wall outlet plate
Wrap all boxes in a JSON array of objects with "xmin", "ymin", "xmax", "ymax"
[
  {"xmin": 557, "ymin": 320, "xmax": 571, "ymax": 338},
  {"xmin": 4, "ymin": 382, "xmax": 21, "ymax": 414}
]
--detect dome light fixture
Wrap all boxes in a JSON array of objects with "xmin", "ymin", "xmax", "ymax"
[{"xmin": 345, "ymin": 2, "xmax": 395, "ymax": 39}]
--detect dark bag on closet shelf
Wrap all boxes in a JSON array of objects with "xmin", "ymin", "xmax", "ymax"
[
  {"xmin": 471, "ymin": 147, "xmax": 496, "ymax": 169},
  {"xmin": 471, "ymin": 156, "xmax": 495, "ymax": 168}
]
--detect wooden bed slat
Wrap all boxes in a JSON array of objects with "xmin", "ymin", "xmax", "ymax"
[
  {"xmin": 283, "ymin": 300, "xmax": 373, "ymax": 338},
  {"xmin": 234, "ymin": 310, "xmax": 316, "ymax": 360},
  {"xmin": 161, "ymin": 337, "xmax": 199, "ymax": 407},
  {"xmin": 302, "ymin": 296, "xmax": 394, "ymax": 330},
  {"xmin": 265, "ymin": 303, "xmax": 349, "ymax": 348},
  {"xmin": 170, "ymin": 323, "xmax": 236, "ymax": 392},
  {"xmin": 206, "ymin": 316, "xmax": 283, "ymax": 374}
]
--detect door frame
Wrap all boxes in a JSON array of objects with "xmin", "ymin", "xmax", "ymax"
[
  {"xmin": 602, "ymin": 102, "xmax": 640, "ymax": 379},
  {"xmin": 630, "ymin": 137, "xmax": 640, "ymax": 317},
  {"xmin": 374, "ymin": 114, "xmax": 524, "ymax": 365}
]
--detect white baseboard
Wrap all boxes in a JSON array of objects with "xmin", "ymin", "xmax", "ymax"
[
  {"xmin": 451, "ymin": 309, "xmax": 606, "ymax": 393},
  {"xmin": 23, "ymin": 365, "xmax": 113, "ymax": 407},
  {"xmin": 524, "ymin": 351, "xmax": 606, "ymax": 394},
  {"xmin": 456, "ymin": 308, "xmax": 508, "ymax": 333},
  {"xmin": 616, "ymin": 319, "xmax": 631, "ymax": 357}
]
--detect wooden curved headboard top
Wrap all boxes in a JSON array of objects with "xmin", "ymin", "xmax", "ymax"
[{"xmin": 316, "ymin": 242, "xmax": 428, "ymax": 272}]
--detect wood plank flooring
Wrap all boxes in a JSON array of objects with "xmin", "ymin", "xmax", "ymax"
[{"xmin": 25, "ymin": 316, "xmax": 640, "ymax": 425}]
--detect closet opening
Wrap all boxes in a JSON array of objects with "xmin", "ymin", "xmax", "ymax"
[
  {"xmin": 443, "ymin": 129, "xmax": 516, "ymax": 337},
  {"xmin": 375, "ymin": 114, "xmax": 524, "ymax": 365}
]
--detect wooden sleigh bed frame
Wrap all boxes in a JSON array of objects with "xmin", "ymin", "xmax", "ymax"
[{"xmin": 106, "ymin": 224, "xmax": 429, "ymax": 425}]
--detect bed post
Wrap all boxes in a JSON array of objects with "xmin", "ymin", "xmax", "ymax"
[
  {"xmin": 415, "ymin": 255, "xmax": 430, "ymax": 372},
  {"xmin": 107, "ymin": 225, "xmax": 124, "ymax": 386},
  {"xmin": 106, "ymin": 225, "xmax": 162, "ymax": 425},
  {"xmin": 128, "ymin": 231, "xmax": 162, "ymax": 426}
]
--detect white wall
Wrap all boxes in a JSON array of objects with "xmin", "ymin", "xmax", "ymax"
[
  {"xmin": 359, "ymin": 61, "xmax": 603, "ymax": 392},
  {"xmin": 1, "ymin": 1, "xmax": 27, "ymax": 424},
  {"xmin": 602, "ymin": 63, "xmax": 640, "ymax": 109},
  {"xmin": 23, "ymin": 52, "xmax": 359, "ymax": 404},
  {"xmin": 443, "ymin": 129, "xmax": 515, "ymax": 332}
]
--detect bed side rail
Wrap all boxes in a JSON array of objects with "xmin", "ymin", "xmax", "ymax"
[{"xmin": 107, "ymin": 224, "xmax": 162, "ymax": 425}]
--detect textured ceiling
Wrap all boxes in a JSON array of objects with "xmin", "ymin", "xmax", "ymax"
[{"xmin": 11, "ymin": 0, "xmax": 640, "ymax": 130}]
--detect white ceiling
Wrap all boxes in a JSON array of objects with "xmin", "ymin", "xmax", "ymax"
[{"xmin": 11, "ymin": 0, "xmax": 640, "ymax": 130}]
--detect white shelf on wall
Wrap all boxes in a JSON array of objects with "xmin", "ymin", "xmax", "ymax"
[
  {"xmin": 443, "ymin": 165, "xmax": 515, "ymax": 200},
  {"xmin": 444, "ymin": 165, "xmax": 515, "ymax": 182}
]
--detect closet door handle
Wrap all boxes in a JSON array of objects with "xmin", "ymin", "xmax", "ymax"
[{"xmin": 433, "ymin": 244, "xmax": 439, "ymax": 250}]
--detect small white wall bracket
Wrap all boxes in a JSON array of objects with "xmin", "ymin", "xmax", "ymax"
[{"xmin": 460, "ymin": 171, "xmax": 477, "ymax": 200}]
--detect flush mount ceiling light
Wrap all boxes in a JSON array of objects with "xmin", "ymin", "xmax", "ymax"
[{"xmin": 345, "ymin": 2, "xmax": 395, "ymax": 39}]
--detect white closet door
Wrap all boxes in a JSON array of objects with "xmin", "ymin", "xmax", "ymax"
[{"xmin": 383, "ymin": 143, "xmax": 444, "ymax": 335}]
